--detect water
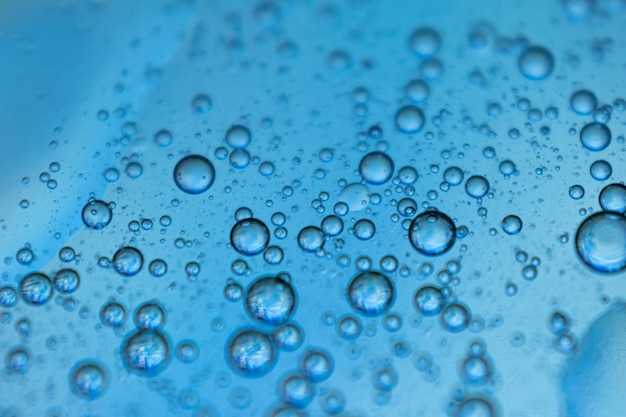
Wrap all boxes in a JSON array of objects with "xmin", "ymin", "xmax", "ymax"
[{"xmin": 1, "ymin": 0, "xmax": 626, "ymax": 415}]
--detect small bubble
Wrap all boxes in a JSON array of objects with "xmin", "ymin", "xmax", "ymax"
[
  {"xmin": 174, "ymin": 155, "xmax": 216, "ymax": 194},
  {"xmin": 518, "ymin": 45, "xmax": 554, "ymax": 80}
]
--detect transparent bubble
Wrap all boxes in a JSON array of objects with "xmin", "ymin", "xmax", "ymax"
[
  {"xmin": 259, "ymin": 161, "xmax": 275, "ymax": 176},
  {"xmin": 398, "ymin": 166, "xmax": 418, "ymax": 185},
  {"xmin": 69, "ymin": 362, "xmax": 108, "ymax": 400},
  {"xmin": 176, "ymin": 340, "xmax": 199, "ymax": 363},
  {"xmin": 264, "ymin": 246, "xmax": 284, "ymax": 265},
  {"xmin": 272, "ymin": 323, "xmax": 303, "ymax": 352},
  {"xmin": 19, "ymin": 272, "xmax": 53, "ymax": 306},
  {"xmin": 347, "ymin": 271, "xmax": 394, "ymax": 317},
  {"xmin": 148, "ymin": 259, "xmax": 168, "ymax": 277},
  {"xmin": 462, "ymin": 356, "xmax": 491, "ymax": 385},
  {"xmin": 457, "ymin": 397, "xmax": 495, "ymax": 417},
  {"xmin": 82, "ymin": 200, "xmax": 113, "ymax": 230},
  {"xmin": 301, "ymin": 349, "xmax": 333, "ymax": 383},
  {"xmin": 501, "ymin": 215, "xmax": 523, "ymax": 235},
  {"xmin": 570, "ymin": 89, "xmax": 598, "ymax": 115},
  {"xmin": 569, "ymin": 184, "xmax": 585, "ymax": 200},
  {"xmin": 395, "ymin": 105, "xmax": 425, "ymax": 134},
  {"xmin": 372, "ymin": 366, "xmax": 398, "ymax": 392},
  {"xmin": 575, "ymin": 211, "xmax": 626, "ymax": 273},
  {"xmin": 518, "ymin": 46, "xmax": 554, "ymax": 80},
  {"xmin": 0, "ymin": 286, "xmax": 17, "ymax": 307},
  {"xmin": 398, "ymin": 198, "xmax": 417, "ymax": 217},
  {"xmin": 580, "ymin": 122, "xmax": 611, "ymax": 151},
  {"xmin": 231, "ymin": 218, "xmax": 270, "ymax": 255},
  {"xmin": 53, "ymin": 269, "xmax": 80, "ymax": 294},
  {"xmin": 112, "ymin": 247, "xmax": 144, "ymax": 277},
  {"xmin": 280, "ymin": 374, "xmax": 314, "ymax": 409},
  {"xmin": 192, "ymin": 94, "xmax": 212, "ymax": 114},
  {"xmin": 359, "ymin": 152, "xmax": 394, "ymax": 185},
  {"xmin": 444, "ymin": 166, "xmax": 464, "ymax": 186},
  {"xmin": 297, "ymin": 226, "xmax": 325, "ymax": 252},
  {"xmin": 337, "ymin": 315, "xmax": 362, "ymax": 340},
  {"xmin": 134, "ymin": 301, "xmax": 166, "ymax": 330},
  {"xmin": 59, "ymin": 246, "xmax": 76, "ymax": 262},
  {"xmin": 230, "ymin": 149, "xmax": 251, "ymax": 169},
  {"xmin": 465, "ymin": 175, "xmax": 490, "ymax": 199},
  {"xmin": 104, "ymin": 168, "xmax": 119, "ymax": 182},
  {"xmin": 227, "ymin": 328, "xmax": 275, "ymax": 377},
  {"xmin": 549, "ymin": 311, "xmax": 571, "ymax": 335},
  {"xmin": 599, "ymin": 183, "xmax": 626, "ymax": 213},
  {"xmin": 100, "ymin": 302, "xmax": 126, "ymax": 328},
  {"xmin": 321, "ymin": 215, "xmax": 343, "ymax": 236},
  {"xmin": 125, "ymin": 162, "xmax": 143, "ymax": 179},
  {"xmin": 173, "ymin": 155, "xmax": 216, "ymax": 194},
  {"xmin": 122, "ymin": 329, "xmax": 171, "ymax": 376},
  {"xmin": 409, "ymin": 211, "xmax": 456, "ymax": 256},
  {"xmin": 246, "ymin": 276, "xmax": 296, "ymax": 325},
  {"xmin": 6, "ymin": 348, "xmax": 29, "ymax": 374},
  {"xmin": 321, "ymin": 391, "xmax": 346, "ymax": 415},
  {"xmin": 440, "ymin": 303, "xmax": 470, "ymax": 333},
  {"xmin": 154, "ymin": 129, "xmax": 173, "ymax": 147},
  {"xmin": 414, "ymin": 285, "xmax": 444, "ymax": 316},
  {"xmin": 16, "ymin": 247, "xmax": 34, "ymax": 265},
  {"xmin": 353, "ymin": 219, "xmax": 376, "ymax": 240},
  {"xmin": 226, "ymin": 125, "xmax": 252, "ymax": 149},
  {"xmin": 405, "ymin": 79, "xmax": 430, "ymax": 103},
  {"xmin": 409, "ymin": 26, "xmax": 441, "ymax": 57},
  {"xmin": 224, "ymin": 281, "xmax": 244, "ymax": 302},
  {"xmin": 590, "ymin": 160, "xmax": 612, "ymax": 181}
]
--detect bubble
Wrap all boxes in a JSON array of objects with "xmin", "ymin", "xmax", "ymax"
[
  {"xmin": 372, "ymin": 366, "xmax": 398, "ymax": 391},
  {"xmin": 297, "ymin": 226, "xmax": 325, "ymax": 252},
  {"xmin": 321, "ymin": 391, "xmax": 346, "ymax": 415},
  {"xmin": 549, "ymin": 311, "xmax": 571, "ymax": 335},
  {"xmin": 590, "ymin": 160, "xmax": 612, "ymax": 181},
  {"xmin": 0, "ymin": 286, "xmax": 17, "ymax": 307},
  {"xmin": 280, "ymin": 374, "xmax": 315, "ymax": 409},
  {"xmin": 501, "ymin": 215, "xmax": 523, "ymax": 235},
  {"xmin": 19, "ymin": 272, "xmax": 53, "ymax": 306},
  {"xmin": 337, "ymin": 315, "xmax": 362, "ymax": 340},
  {"xmin": 259, "ymin": 161, "xmax": 275, "ymax": 176},
  {"xmin": 440, "ymin": 303, "xmax": 470, "ymax": 333},
  {"xmin": 134, "ymin": 301, "xmax": 166, "ymax": 330},
  {"xmin": 347, "ymin": 271, "xmax": 394, "ymax": 317},
  {"xmin": 230, "ymin": 149, "xmax": 251, "ymax": 169},
  {"xmin": 231, "ymin": 218, "xmax": 270, "ymax": 255},
  {"xmin": 176, "ymin": 340, "xmax": 199, "ymax": 363},
  {"xmin": 224, "ymin": 281, "xmax": 244, "ymax": 302},
  {"xmin": 173, "ymin": 155, "xmax": 216, "ymax": 194},
  {"xmin": 405, "ymin": 79, "xmax": 430, "ymax": 103},
  {"xmin": 409, "ymin": 211, "xmax": 456, "ymax": 256},
  {"xmin": 264, "ymin": 246, "xmax": 284, "ymax": 265},
  {"xmin": 414, "ymin": 285, "xmax": 444, "ymax": 316},
  {"xmin": 575, "ymin": 211, "xmax": 626, "ymax": 273},
  {"xmin": 301, "ymin": 349, "xmax": 333, "ymax": 383},
  {"xmin": 82, "ymin": 200, "xmax": 113, "ymax": 230},
  {"xmin": 599, "ymin": 183, "xmax": 626, "ymax": 213},
  {"xmin": 465, "ymin": 175, "xmax": 490, "ymax": 199},
  {"xmin": 462, "ymin": 356, "xmax": 491, "ymax": 385},
  {"xmin": 570, "ymin": 90, "xmax": 598, "ymax": 115},
  {"xmin": 359, "ymin": 152, "xmax": 394, "ymax": 185},
  {"xmin": 104, "ymin": 168, "xmax": 119, "ymax": 182},
  {"xmin": 398, "ymin": 198, "xmax": 417, "ymax": 217},
  {"xmin": 5, "ymin": 348, "xmax": 29, "ymax": 374},
  {"xmin": 321, "ymin": 215, "xmax": 343, "ymax": 236},
  {"xmin": 123, "ymin": 329, "xmax": 171, "ymax": 377},
  {"xmin": 457, "ymin": 397, "xmax": 495, "ymax": 417},
  {"xmin": 69, "ymin": 362, "xmax": 108, "ymax": 400},
  {"xmin": 395, "ymin": 105, "xmax": 425, "ymax": 134},
  {"xmin": 444, "ymin": 166, "xmax": 464, "ymax": 186},
  {"xmin": 100, "ymin": 302, "xmax": 126, "ymax": 328},
  {"xmin": 409, "ymin": 26, "xmax": 441, "ymax": 57},
  {"xmin": 112, "ymin": 247, "xmax": 144, "ymax": 277},
  {"xmin": 226, "ymin": 125, "xmax": 252, "ymax": 149},
  {"xmin": 227, "ymin": 328, "xmax": 276, "ymax": 377},
  {"xmin": 272, "ymin": 323, "xmax": 303, "ymax": 352},
  {"xmin": 53, "ymin": 269, "xmax": 80, "ymax": 294},
  {"xmin": 246, "ymin": 276, "xmax": 296, "ymax": 325},
  {"xmin": 154, "ymin": 129, "xmax": 173, "ymax": 147},
  {"xmin": 518, "ymin": 46, "xmax": 554, "ymax": 80},
  {"xmin": 125, "ymin": 162, "xmax": 143, "ymax": 179},
  {"xmin": 192, "ymin": 94, "xmax": 212, "ymax": 114},
  {"xmin": 569, "ymin": 185, "xmax": 585, "ymax": 200},
  {"xmin": 580, "ymin": 122, "xmax": 611, "ymax": 152},
  {"xmin": 15, "ymin": 247, "xmax": 34, "ymax": 265},
  {"xmin": 148, "ymin": 259, "xmax": 168, "ymax": 277},
  {"xmin": 398, "ymin": 166, "xmax": 419, "ymax": 185},
  {"xmin": 353, "ymin": 219, "xmax": 376, "ymax": 240}
]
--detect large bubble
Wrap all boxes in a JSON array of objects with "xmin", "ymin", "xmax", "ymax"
[
  {"xmin": 113, "ymin": 247, "xmax": 144, "ymax": 277},
  {"xmin": 409, "ymin": 211, "xmax": 456, "ymax": 256},
  {"xmin": 19, "ymin": 272, "xmax": 53, "ymax": 306},
  {"xmin": 575, "ymin": 211, "xmax": 626, "ymax": 273},
  {"xmin": 518, "ymin": 46, "xmax": 554, "ymax": 80},
  {"xmin": 227, "ymin": 328, "xmax": 276, "ymax": 377},
  {"xmin": 580, "ymin": 122, "xmax": 611, "ymax": 152},
  {"xmin": 82, "ymin": 200, "xmax": 113, "ymax": 230},
  {"xmin": 347, "ymin": 271, "xmax": 394, "ymax": 317},
  {"xmin": 69, "ymin": 362, "xmax": 108, "ymax": 400},
  {"xmin": 122, "ymin": 330, "xmax": 171, "ymax": 377},
  {"xmin": 246, "ymin": 276, "xmax": 296, "ymax": 325},
  {"xmin": 359, "ymin": 152, "xmax": 394, "ymax": 185},
  {"xmin": 230, "ymin": 218, "xmax": 270, "ymax": 255},
  {"xmin": 173, "ymin": 155, "xmax": 216, "ymax": 194}
]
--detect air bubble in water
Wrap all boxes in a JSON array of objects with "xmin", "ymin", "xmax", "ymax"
[
  {"xmin": 301, "ymin": 349, "xmax": 333, "ymax": 383},
  {"xmin": 501, "ymin": 215, "xmax": 523, "ymax": 235},
  {"xmin": 100, "ymin": 302, "xmax": 126, "ymax": 328},
  {"xmin": 112, "ymin": 247, "xmax": 144, "ymax": 277},
  {"xmin": 246, "ymin": 276, "xmax": 296, "ymax": 325},
  {"xmin": 134, "ymin": 301, "xmax": 166, "ymax": 330},
  {"xmin": 82, "ymin": 200, "xmax": 113, "ymax": 230},
  {"xmin": 395, "ymin": 105, "xmax": 425, "ymax": 134},
  {"xmin": 227, "ymin": 328, "xmax": 276, "ymax": 377},
  {"xmin": 570, "ymin": 90, "xmax": 597, "ymax": 115},
  {"xmin": 465, "ymin": 175, "xmax": 490, "ymax": 199},
  {"xmin": 518, "ymin": 46, "xmax": 554, "ymax": 80},
  {"xmin": 599, "ymin": 183, "xmax": 626, "ymax": 213},
  {"xmin": 298, "ymin": 226, "xmax": 325, "ymax": 252},
  {"xmin": 192, "ymin": 94, "xmax": 212, "ymax": 114},
  {"xmin": 53, "ymin": 269, "xmax": 80, "ymax": 294},
  {"xmin": 347, "ymin": 271, "xmax": 394, "ymax": 317},
  {"xmin": 575, "ymin": 211, "xmax": 626, "ymax": 273},
  {"xmin": 231, "ymin": 218, "xmax": 270, "ymax": 255},
  {"xmin": 226, "ymin": 125, "xmax": 252, "ymax": 149},
  {"xmin": 19, "ymin": 273, "xmax": 53, "ymax": 306},
  {"xmin": 409, "ymin": 26, "xmax": 441, "ymax": 57},
  {"xmin": 359, "ymin": 152, "xmax": 394, "ymax": 185},
  {"xmin": 123, "ymin": 329, "xmax": 171, "ymax": 376},
  {"xmin": 173, "ymin": 155, "xmax": 216, "ymax": 194},
  {"xmin": 457, "ymin": 397, "xmax": 495, "ymax": 417},
  {"xmin": 69, "ymin": 362, "xmax": 108, "ymax": 400},
  {"xmin": 440, "ymin": 303, "xmax": 470, "ymax": 333},
  {"xmin": 414, "ymin": 285, "xmax": 444, "ymax": 316},
  {"xmin": 590, "ymin": 160, "xmax": 612, "ymax": 181},
  {"xmin": 580, "ymin": 122, "xmax": 611, "ymax": 151},
  {"xmin": 409, "ymin": 211, "xmax": 456, "ymax": 256}
]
